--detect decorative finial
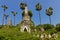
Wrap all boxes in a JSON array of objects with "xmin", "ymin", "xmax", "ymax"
[{"xmin": 25, "ymin": 6, "xmax": 28, "ymax": 14}]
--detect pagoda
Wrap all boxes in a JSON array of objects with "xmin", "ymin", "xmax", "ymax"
[{"xmin": 20, "ymin": 6, "xmax": 34, "ymax": 33}]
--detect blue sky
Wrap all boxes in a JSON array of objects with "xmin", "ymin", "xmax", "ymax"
[{"xmin": 0, "ymin": 0, "xmax": 60, "ymax": 26}]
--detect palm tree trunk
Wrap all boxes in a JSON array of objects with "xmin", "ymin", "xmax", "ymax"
[
  {"xmin": 49, "ymin": 16, "xmax": 51, "ymax": 24},
  {"xmin": 5, "ymin": 18, "xmax": 7, "ymax": 25},
  {"xmin": 2, "ymin": 10, "xmax": 5, "ymax": 25},
  {"xmin": 14, "ymin": 16, "xmax": 15, "ymax": 26},
  {"xmin": 38, "ymin": 11, "xmax": 41, "ymax": 25},
  {"xmin": 2, "ymin": 15, "xmax": 4, "ymax": 25}
]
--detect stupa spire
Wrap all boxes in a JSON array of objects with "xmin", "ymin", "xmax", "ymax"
[{"xmin": 25, "ymin": 6, "xmax": 28, "ymax": 14}]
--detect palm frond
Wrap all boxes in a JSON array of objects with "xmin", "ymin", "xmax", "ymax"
[{"xmin": 36, "ymin": 3, "xmax": 42, "ymax": 11}]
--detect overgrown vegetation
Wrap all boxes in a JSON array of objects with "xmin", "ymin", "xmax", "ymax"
[{"xmin": 0, "ymin": 23, "xmax": 60, "ymax": 40}]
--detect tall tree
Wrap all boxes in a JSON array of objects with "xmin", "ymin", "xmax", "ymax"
[
  {"xmin": 2, "ymin": 5, "xmax": 8, "ymax": 25},
  {"xmin": 4, "ymin": 14, "xmax": 9, "ymax": 25},
  {"xmin": 46, "ymin": 7, "xmax": 53, "ymax": 24},
  {"xmin": 35, "ymin": 3, "xmax": 42, "ymax": 24},
  {"xmin": 35, "ymin": 3, "xmax": 44, "ymax": 32},
  {"xmin": 11, "ymin": 11, "xmax": 17, "ymax": 25}
]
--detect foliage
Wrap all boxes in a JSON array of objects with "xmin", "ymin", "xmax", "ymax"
[
  {"xmin": 4, "ymin": 14, "xmax": 9, "ymax": 19},
  {"xmin": 35, "ymin": 3, "xmax": 42, "ymax": 11},
  {"xmin": 56, "ymin": 23, "xmax": 60, "ymax": 32},
  {"xmin": 36, "ymin": 24, "xmax": 43, "ymax": 31},
  {"xmin": 20, "ymin": 3, "xmax": 27, "ymax": 10},
  {"xmin": 0, "ymin": 24, "xmax": 60, "ymax": 40},
  {"xmin": 11, "ymin": 11, "xmax": 17, "ymax": 16},
  {"xmin": 22, "ymin": 10, "xmax": 33, "ymax": 18},
  {"xmin": 0, "ymin": 25, "xmax": 39, "ymax": 40},
  {"xmin": 1, "ymin": 5, "xmax": 8, "ymax": 11},
  {"xmin": 46, "ymin": 7, "xmax": 53, "ymax": 16},
  {"xmin": 43, "ymin": 24, "xmax": 54, "ymax": 30}
]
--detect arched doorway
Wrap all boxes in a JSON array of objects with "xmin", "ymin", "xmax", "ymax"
[{"xmin": 24, "ymin": 28, "xmax": 27, "ymax": 32}]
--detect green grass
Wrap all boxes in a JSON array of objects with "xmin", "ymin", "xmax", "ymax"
[{"xmin": 0, "ymin": 26, "xmax": 60, "ymax": 40}]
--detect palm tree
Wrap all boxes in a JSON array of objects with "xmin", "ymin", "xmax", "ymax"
[
  {"xmin": 2, "ymin": 5, "xmax": 8, "ymax": 25},
  {"xmin": 4, "ymin": 14, "xmax": 9, "ymax": 25},
  {"xmin": 35, "ymin": 3, "xmax": 44, "ymax": 33},
  {"xmin": 35, "ymin": 3, "xmax": 42, "ymax": 24},
  {"xmin": 20, "ymin": 0, "xmax": 27, "ymax": 10},
  {"xmin": 46, "ymin": 7, "xmax": 53, "ymax": 24},
  {"xmin": 20, "ymin": 3, "xmax": 27, "ymax": 10},
  {"xmin": 11, "ymin": 11, "xmax": 17, "ymax": 25}
]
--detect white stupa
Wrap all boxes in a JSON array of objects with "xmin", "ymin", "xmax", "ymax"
[{"xmin": 20, "ymin": 6, "xmax": 31, "ymax": 33}]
